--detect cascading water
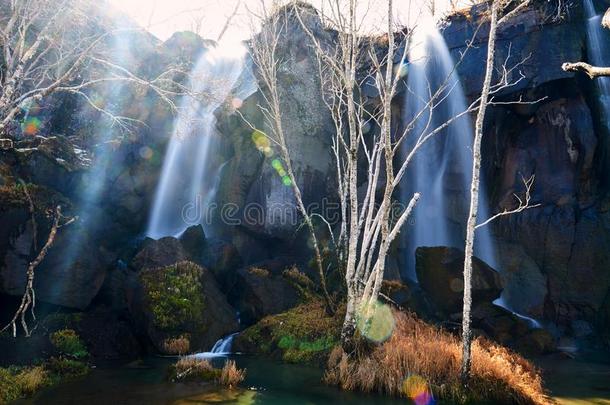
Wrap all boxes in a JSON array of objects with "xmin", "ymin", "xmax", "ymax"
[
  {"xmin": 146, "ymin": 42, "xmax": 256, "ymax": 239},
  {"xmin": 403, "ymin": 24, "xmax": 542, "ymax": 328},
  {"xmin": 584, "ymin": 0, "xmax": 610, "ymax": 123},
  {"xmin": 402, "ymin": 24, "xmax": 497, "ymax": 280},
  {"xmin": 192, "ymin": 333, "xmax": 238, "ymax": 359}
]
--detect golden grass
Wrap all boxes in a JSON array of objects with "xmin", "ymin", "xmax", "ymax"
[
  {"xmin": 162, "ymin": 336, "xmax": 190, "ymax": 355},
  {"xmin": 170, "ymin": 358, "xmax": 246, "ymax": 389},
  {"xmin": 171, "ymin": 357, "xmax": 217, "ymax": 382},
  {"xmin": 218, "ymin": 360, "xmax": 246, "ymax": 389},
  {"xmin": 325, "ymin": 311, "xmax": 554, "ymax": 405}
]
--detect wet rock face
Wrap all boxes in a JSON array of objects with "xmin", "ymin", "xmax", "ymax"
[
  {"xmin": 225, "ymin": 258, "xmax": 301, "ymax": 326},
  {"xmin": 443, "ymin": 0, "xmax": 585, "ymax": 99},
  {"xmin": 486, "ymin": 95, "xmax": 610, "ymax": 327},
  {"xmin": 213, "ymin": 5, "xmax": 337, "ymax": 253},
  {"xmin": 442, "ymin": 2, "xmax": 610, "ymax": 335},
  {"xmin": 415, "ymin": 246, "xmax": 503, "ymax": 316}
]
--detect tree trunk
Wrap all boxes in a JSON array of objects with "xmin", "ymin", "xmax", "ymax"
[{"xmin": 461, "ymin": 0, "xmax": 498, "ymax": 384}]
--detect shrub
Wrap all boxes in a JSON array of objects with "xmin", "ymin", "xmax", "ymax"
[
  {"xmin": 162, "ymin": 336, "xmax": 191, "ymax": 355},
  {"xmin": 46, "ymin": 357, "xmax": 89, "ymax": 379},
  {"xmin": 168, "ymin": 357, "xmax": 219, "ymax": 382},
  {"xmin": 218, "ymin": 360, "xmax": 246, "ymax": 388},
  {"xmin": 49, "ymin": 329, "xmax": 88, "ymax": 359},
  {"xmin": 324, "ymin": 311, "xmax": 553, "ymax": 405}
]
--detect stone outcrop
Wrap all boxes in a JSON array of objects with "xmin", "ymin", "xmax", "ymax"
[
  {"xmin": 415, "ymin": 246, "xmax": 503, "ymax": 317},
  {"xmin": 439, "ymin": 0, "xmax": 610, "ymax": 336}
]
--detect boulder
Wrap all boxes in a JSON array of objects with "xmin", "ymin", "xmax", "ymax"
[
  {"xmin": 227, "ymin": 258, "xmax": 301, "ymax": 326},
  {"xmin": 129, "ymin": 261, "xmax": 237, "ymax": 354},
  {"xmin": 495, "ymin": 241, "xmax": 547, "ymax": 319},
  {"xmin": 179, "ymin": 225, "xmax": 206, "ymax": 259},
  {"xmin": 130, "ymin": 236, "xmax": 188, "ymax": 271},
  {"xmin": 200, "ymin": 238, "xmax": 243, "ymax": 283},
  {"xmin": 415, "ymin": 246, "xmax": 503, "ymax": 316}
]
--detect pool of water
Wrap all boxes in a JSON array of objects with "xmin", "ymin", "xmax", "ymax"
[
  {"xmin": 16, "ymin": 354, "xmax": 610, "ymax": 404},
  {"xmin": 17, "ymin": 356, "xmax": 405, "ymax": 405}
]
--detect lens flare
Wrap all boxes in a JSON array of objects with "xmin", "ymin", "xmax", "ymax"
[
  {"xmin": 282, "ymin": 175, "xmax": 292, "ymax": 186},
  {"xmin": 231, "ymin": 97, "xmax": 243, "ymax": 109},
  {"xmin": 252, "ymin": 130, "xmax": 270, "ymax": 152},
  {"xmin": 394, "ymin": 62, "xmax": 408, "ymax": 79},
  {"xmin": 139, "ymin": 146, "xmax": 154, "ymax": 160},
  {"xmin": 22, "ymin": 117, "xmax": 41, "ymax": 135},
  {"xmin": 403, "ymin": 375, "xmax": 435, "ymax": 405},
  {"xmin": 356, "ymin": 300, "xmax": 395, "ymax": 343}
]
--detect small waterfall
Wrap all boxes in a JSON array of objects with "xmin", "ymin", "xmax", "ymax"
[
  {"xmin": 192, "ymin": 333, "xmax": 238, "ymax": 359},
  {"xmin": 402, "ymin": 25, "xmax": 496, "ymax": 281},
  {"xmin": 584, "ymin": 0, "xmax": 610, "ymax": 122},
  {"xmin": 146, "ymin": 42, "xmax": 256, "ymax": 239}
]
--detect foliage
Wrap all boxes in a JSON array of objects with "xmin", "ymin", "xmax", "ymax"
[
  {"xmin": 324, "ymin": 310, "xmax": 552, "ymax": 405},
  {"xmin": 45, "ymin": 357, "xmax": 89, "ymax": 379},
  {"xmin": 0, "ymin": 365, "xmax": 49, "ymax": 403},
  {"xmin": 140, "ymin": 261, "xmax": 205, "ymax": 332},
  {"xmin": 49, "ymin": 329, "xmax": 88, "ymax": 359},
  {"xmin": 239, "ymin": 300, "xmax": 343, "ymax": 364}
]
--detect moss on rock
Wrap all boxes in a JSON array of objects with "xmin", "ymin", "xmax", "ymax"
[
  {"xmin": 236, "ymin": 300, "xmax": 343, "ymax": 364},
  {"xmin": 140, "ymin": 261, "xmax": 206, "ymax": 332}
]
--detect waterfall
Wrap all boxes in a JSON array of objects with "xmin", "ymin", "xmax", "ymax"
[
  {"xmin": 192, "ymin": 333, "xmax": 238, "ymax": 359},
  {"xmin": 402, "ymin": 25, "xmax": 496, "ymax": 281},
  {"xmin": 584, "ymin": 0, "xmax": 610, "ymax": 122},
  {"xmin": 146, "ymin": 42, "xmax": 257, "ymax": 239}
]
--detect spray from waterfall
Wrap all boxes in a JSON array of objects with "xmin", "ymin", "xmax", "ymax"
[
  {"xmin": 146, "ymin": 42, "xmax": 257, "ymax": 239},
  {"xmin": 583, "ymin": 0, "xmax": 610, "ymax": 121}
]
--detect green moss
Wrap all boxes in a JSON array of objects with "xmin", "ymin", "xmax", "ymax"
[
  {"xmin": 49, "ymin": 329, "xmax": 88, "ymax": 359},
  {"xmin": 239, "ymin": 300, "xmax": 343, "ymax": 364},
  {"xmin": 140, "ymin": 261, "xmax": 206, "ymax": 332}
]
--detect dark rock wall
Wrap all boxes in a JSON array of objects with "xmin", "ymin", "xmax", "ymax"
[{"xmin": 444, "ymin": 0, "xmax": 610, "ymax": 336}]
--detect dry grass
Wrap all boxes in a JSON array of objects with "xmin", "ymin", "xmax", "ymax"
[
  {"xmin": 325, "ymin": 311, "xmax": 554, "ymax": 405},
  {"xmin": 162, "ymin": 336, "xmax": 190, "ymax": 355},
  {"xmin": 16, "ymin": 366, "xmax": 48, "ymax": 395},
  {"xmin": 247, "ymin": 267, "xmax": 270, "ymax": 277},
  {"xmin": 218, "ymin": 360, "xmax": 246, "ymax": 388},
  {"xmin": 170, "ymin": 357, "xmax": 217, "ymax": 382},
  {"xmin": 170, "ymin": 358, "xmax": 246, "ymax": 389}
]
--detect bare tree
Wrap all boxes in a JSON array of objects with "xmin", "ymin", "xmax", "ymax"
[
  {"xmin": 291, "ymin": 0, "xmax": 491, "ymax": 351},
  {"xmin": 460, "ymin": 0, "xmax": 542, "ymax": 383},
  {"xmin": 0, "ymin": 0, "xmax": 192, "ymax": 138},
  {"xmin": 246, "ymin": 1, "xmax": 335, "ymax": 312},
  {"xmin": 1, "ymin": 199, "xmax": 76, "ymax": 337}
]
